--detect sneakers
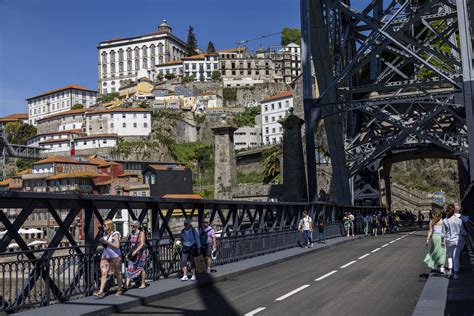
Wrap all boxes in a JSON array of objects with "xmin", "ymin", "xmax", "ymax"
[
  {"xmin": 206, "ymin": 267, "xmax": 211, "ymax": 274},
  {"xmin": 453, "ymin": 273, "xmax": 460, "ymax": 280},
  {"xmin": 190, "ymin": 275, "xmax": 196, "ymax": 281},
  {"xmin": 181, "ymin": 275, "xmax": 188, "ymax": 281},
  {"xmin": 440, "ymin": 267, "xmax": 445, "ymax": 274},
  {"xmin": 310, "ymin": 243, "xmax": 314, "ymax": 248}
]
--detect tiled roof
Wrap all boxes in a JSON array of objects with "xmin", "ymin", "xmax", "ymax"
[
  {"xmin": 94, "ymin": 180, "xmax": 112, "ymax": 186},
  {"xmin": 34, "ymin": 156, "xmax": 95, "ymax": 165},
  {"xmin": 28, "ymin": 129, "xmax": 85, "ymax": 141},
  {"xmin": 36, "ymin": 108, "xmax": 87, "ymax": 122},
  {"xmin": 147, "ymin": 164, "xmax": 186, "ymax": 171},
  {"xmin": 86, "ymin": 108, "xmax": 152, "ymax": 115},
  {"xmin": 261, "ymin": 91, "xmax": 293, "ymax": 103},
  {"xmin": 27, "ymin": 84, "xmax": 97, "ymax": 101},
  {"xmin": 117, "ymin": 172, "xmax": 138, "ymax": 177},
  {"xmin": 97, "ymin": 161, "xmax": 121, "ymax": 167},
  {"xmin": 15, "ymin": 169, "xmax": 32, "ymax": 176},
  {"xmin": 75, "ymin": 134, "xmax": 118, "ymax": 140},
  {"xmin": 0, "ymin": 178, "xmax": 12, "ymax": 186},
  {"xmin": 155, "ymin": 60, "xmax": 183, "ymax": 67},
  {"xmin": 86, "ymin": 156, "xmax": 109, "ymax": 165},
  {"xmin": 0, "ymin": 113, "xmax": 28, "ymax": 122},
  {"xmin": 47, "ymin": 171, "xmax": 103, "ymax": 180},
  {"xmin": 182, "ymin": 53, "xmax": 218, "ymax": 61},
  {"xmin": 39, "ymin": 138, "xmax": 71, "ymax": 145},
  {"xmin": 162, "ymin": 194, "xmax": 203, "ymax": 199}
]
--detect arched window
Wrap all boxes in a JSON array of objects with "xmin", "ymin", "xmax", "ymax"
[
  {"xmin": 159, "ymin": 56, "xmax": 163, "ymax": 64},
  {"xmin": 143, "ymin": 58, "xmax": 148, "ymax": 68},
  {"xmin": 111, "ymin": 63, "xmax": 115, "ymax": 73},
  {"xmin": 134, "ymin": 47, "xmax": 140, "ymax": 59},
  {"xmin": 110, "ymin": 50, "xmax": 116, "ymax": 62},
  {"xmin": 127, "ymin": 60, "xmax": 132, "ymax": 71},
  {"xmin": 142, "ymin": 45, "xmax": 148, "ymax": 57},
  {"xmin": 101, "ymin": 52, "xmax": 107, "ymax": 63},
  {"xmin": 127, "ymin": 48, "xmax": 132, "ymax": 60},
  {"xmin": 151, "ymin": 57, "xmax": 155, "ymax": 66},
  {"xmin": 135, "ymin": 59, "xmax": 139, "ymax": 70},
  {"xmin": 150, "ymin": 44, "xmax": 156, "ymax": 56},
  {"xmin": 102, "ymin": 64, "xmax": 107, "ymax": 74},
  {"xmin": 158, "ymin": 43, "xmax": 164, "ymax": 54},
  {"xmin": 118, "ymin": 49, "xmax": 124, "ymax": 61},
  {"xmin": 119, "ymin": 62, "xmax": 124, "ymax": 72}
]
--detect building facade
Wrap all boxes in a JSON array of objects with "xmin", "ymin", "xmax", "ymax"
[
  {"xmin": 260, "ymin": 91, "xmax": 293, "ymax": 145},
  {"xmin": 27, "ymin": 85, "xmax": 97, "ymax": 125},
  {"xmin": 220, "ymin": 57, "xmax": 276, "ymax": 86},
  {"xmin": 85, "ymin": 108, "xmax": 152, "ymax": 136},
  {"xmin": 269, "ymin": 43, "xmax": 301, "ymax": 84},
  {"xmin": 97, "ymin": 20, "xmax": 187, "ymax": 94},
  {"xmin": 234, "ymin": 126, "xmax": 262, "ymax": 150}
]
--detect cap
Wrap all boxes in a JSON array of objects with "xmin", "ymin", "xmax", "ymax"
[{"xmin": 131, "ymin": 220, "xmax": 140, "ymax": 227}]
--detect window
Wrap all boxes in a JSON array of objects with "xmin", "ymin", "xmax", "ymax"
[
  {"xmin": 133, "ymin": 113, "xmax": 137, "ymax": 118},
  {"xmin": 151, "ymin": 175, "xmax": 155, "ymax": 184},
  {"xmin": 142, "ymin": 45, "xmax": 148, "ymax": 57},
  {"xmin": 83, "ymin": 141, "xmax": 87, "ymax": 145},
  {"xmin": 123, "ymin": 123, "xmax": 126, "ymax": 128},
  {"xmin": 144, "ymin": 113, "xmax": 148, "ymax": 118},
  {"xmin": 119, "ymin": 62, "xmax": 124, "ymax": 72},
  {"xmin": 278, "ymin": 102, "xmax": 282, "ymax": 109},
  {"xmin": 110, "ymin": 123, "xmax": 114, "ymax": 128},
  {"xmin": 272, "ymin": 116, "xmax": 275, "ymax": 122},
  {"xmin": 127, "ymin": 48, "xmax": 132, "ymax": 60},
  {"xmin": 265, "ymin": 116, "xmax": 268, "ymax": 123},
  {"xmin": 134, "ymin": 47, "xmax": 140, "ymax": 58},
  {"xmin": 265, "ymin": 127, "xmax": 269, "ymax": 134},
  {"xmin": 127, "ymin": 60, "xmax": 132, "ymax": 71},
  {"xmin": 101, "ymin": 52, "xmax": 107, "ymax": 63},
  {"xmin": 103, "ymin": 140, "xmax": 107, "ymax": 144},
  {"xmin": 135, "ymin": 59, "xmax": 139, "ymax": 70},
  {"xmin": 133, "ymin": 123, "xmax": 137, "ymax": 128},
  {"xmin": 111, "ymin": 63, "xmax": 115, "ymax": 73},
  {"xmin": 271, "ymin": 103, "xmax": 275, "ymax": 110},
  {"xmin": 150, "ymin": 44, "xmax": 156, "ymax": 56},
  {"xmin": 118, "ymin": 49, "xmax": 124, "ymax": 61},
  {"xmin": 144, "ymin": 122, "xmax": 148, "ymax": 128},
  {"xmin": 122, "ymin": 113, "xmax": 126, "ymax": 118},
  {"xmin": 143, "ymin": 58, "xmax": 148, "ymax": 68}
]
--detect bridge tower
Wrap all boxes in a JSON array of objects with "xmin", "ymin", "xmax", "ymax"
[{"xmin": 301, "ymin": 0, "xmax": 473, "ymax": 207}]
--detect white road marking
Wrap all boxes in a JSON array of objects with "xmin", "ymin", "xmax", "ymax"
[
  {"xmin": 358, "ymin": 253, "xmax": 370, "ymax": 259},
  {"xmin": 340, "ymin": 260, "xmax": 357, "ymax": 268},
  {"xmin": 396, "ymin": 238, "xmax": 401, "ymax": 241},
  {"xmin": 275, "ymin": 284, "xmax": 310, "ymax": 301},
  {"xmin": 371, "ymin": 248, "xmax": 381, "ymax": 253},
  {"xmin": 315, "ymin": 270, "xmax": 338, "ymax": 281},
  {"xmin": 381, "ymin": 243, "xmax": 389, "ymax": 248},
  {"xmin": 389, "ymin": 240, "xmax": 396, "ymax": 244},
  {"xmin": 245, "ymin": 307, "xmax": 266, "ymax": 315}
]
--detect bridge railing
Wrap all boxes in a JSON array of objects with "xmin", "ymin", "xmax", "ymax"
[{"xmin": 0, "ymin": 191, "xmax": 384, "ymax": 312}]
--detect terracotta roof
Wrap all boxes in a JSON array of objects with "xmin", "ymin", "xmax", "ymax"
[
  {"xmin": 162, "ymin": 194, "xmax": 203, "ymax": 199},
  {"xmin": 47, "ymin": 171, "xmax": 103, "ymax": 180},
  {"xmin": 86, "ymin": 156, "xmax": 109, "ymax": 165},
  {"xmin": 182, "ymin": 53, "xmax": 218, "ymax": 61},
  {"xmin": 34, "ymin": 156, "xmax": 95, "ymax": 165},
  {"xmin": 75, "ymin": 134, "xmax": 118, "ymax": 140},
  {"xmin": 155, "ymin": 60, "xmax": 183, "ymax": 67},
  {"xmin": 36, "ymin": 108, "xmax": 87, "ymax": 122},
  {"xmin": 147, "ymin": 164, "xmax": 186, "ymax": 171},
  {"xmin": 15, "ymin": 169, "xmax": 32, "ymax": 176},
  {"xmin": 27, "ymin": 84, "xmax": 97, "ymax": 101},
  {"xmin": 218, "ymin": 48, "xmax": 246, "ymax": 53},
  {"xmin": 9, "ymin": 181, "xmax": 23, "ymax": 189},
  {"xmin": 39, "ymin": 138, "xmax": 71, "ymax": 145},
  {"xmin": 0, "ymin": 178, "xmax": 12, "ymax": 186},
  {"xmin": 0, "ymin": 113, "xmax": 28, "ymax": 122},
  {"xmin": 28, "ymin": 129, "xmax": 85, "ymax": 141},
  {"xmin": 117, "ymin": 172, "xmax": 138, "ymax": 177},
  {"xmin": 86, "ymin": 108, "xmax": 152, "ymax": 115},
  {"xmin": 98, "ymin": 161, "xmax": 121, "ymax": 167},
  {"xmin": 94, "ymin": 180, "xmax": 112, "ymax": 186},
  {"xmin": 261, "ymin": 91, "xmax": 293, "ymax": 103}
]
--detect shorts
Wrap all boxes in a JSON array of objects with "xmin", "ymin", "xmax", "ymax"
[
  {"xmin": 100, "ymin": 257, "xmax": 121, "ymax": 275},
  {"xmin": 180, "ymin": 247, "xmax": 197, "ymax": 269},
  {"xmin": 202, "ymin": 243, "xmax": 213, "ymax": 257}
]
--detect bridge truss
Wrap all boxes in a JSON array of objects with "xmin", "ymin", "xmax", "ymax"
[{"xmin": 302, "ymin": 0, "xmax": 474, "ymax": 206}]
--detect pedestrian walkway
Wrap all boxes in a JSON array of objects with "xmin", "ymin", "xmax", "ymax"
[{"xmin": 17, "ymin": 235, "xmax": 362, "ymax": 316}]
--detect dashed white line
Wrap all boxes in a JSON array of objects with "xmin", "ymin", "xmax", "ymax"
[
  {"xmin": 275, "ymin": 284, "xmax": 310, "ymax": 301},
  {"xmin": 358, "ymin": 253, "xmax": 370, "ymax": 259},
  {"xmin": 245, "ymin": 307, "xmax": 266, "ymax": 316},
  {"xmin": 389, "ymin": 240, "xmax": 396, "ymax": 244},
  {"xmin": 396, "ymin": 238, "xmax": 401, "ymax": 241},
  {"xmin": 315, "ymin": 270, "xmax": 338, "ymax": 281},
  {"xmin": 381, "ymin": 243, "xmax": 389, "ymax": 248},
  {"xmin": 371, "ymin": 247, "xmax": 381, "ymax": 253},
  {"xmin": 340, "ymin": 260, "xmax": 357, "ymax": 268}
]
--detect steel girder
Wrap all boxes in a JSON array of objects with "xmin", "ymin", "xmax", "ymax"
[{"xmin": 305, "ymin": 0, "xmax": 473, "ymax": 205}]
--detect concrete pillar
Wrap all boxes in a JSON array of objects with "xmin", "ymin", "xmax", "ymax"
[
  {"xmin": 280, "ymin": 108, "xmax": 308, "ymax": 202},
  {"xmin": 212, "ymin": 116, "xmax": 237, "ymax": 200}
]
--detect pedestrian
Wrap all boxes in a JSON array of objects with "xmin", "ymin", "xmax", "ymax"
[
  {"xmin": 125, "ymin": 220, "xmax": 148, "ymax": 289},
  {"xmin": 299, "ymin": 211, "xmax": 314, "ymax": 247},
  {"xmin": 343, "ymin": 212, "xmax": 351, "ymax": 237},
  {"xmin": 363, "ymin": 213, "xmax": 369, "ymax": 236},
  {"xmin": 317, "ymin": 214, "xmax": 326, "ymax": 243},
  {"xmin": 372, "ymin": 215, "xmax": 379, "ymax": 236},
  {"xmin": 442, "ymin": 204, "xmax": 465, "ymax": 279},
  {"xmin": 424, "ymin": 210, "xmax": 446, "ymax": 273},
  {"xmin": 179, "ymin": 219, "xmax": 201, "ymax": 281},
  {"xmin": 95, "ymin": 219, "xmax": 124, "ymax": 298},
  {"xmin": 200, "ymin": 217, "xmax": 217, "ymax": 273},
  {"xmin": 349, "ymin": 213, "xmax": 355, "ymax": 236},
  {"xmin": 417, "ymin": 210, "xmax": 424, "ymax": 228},
  {"xmin": 394, "ymin": 213, "xmax": 400, "ymax": 232},
  {"xmin": 380, "ymin": 213, "xmax": 387, "ymax": 235}
]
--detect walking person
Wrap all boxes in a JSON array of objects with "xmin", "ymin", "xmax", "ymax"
[
  {"xmin": 95, "ymin": 219, "xmax": 124, "ymax": 298},
  {"xmin": 442, "ymin": 204, "xmax": 465, "ymax": 279},
  {"xmin": 125, "ymin": 220, "xmax": 148, "ymax": 289},
  {"xmin": 299, "ymin": 211, "xmax": 314, "ymax": 247},
  {"xmin": 424, "ymin": 210, "xmax": 446, "ymax": 273},
  {"xmin": 343, "ymin": 212, "xmax": 351, "ymax": 237},
  {"xmin": 317, "ymin": 214, "xmax": 326, "ymax": 243},
  {"xmin": 363, "ymin": 213, "xmax": 369, "ymax": 236},
  {"xmin": 372, "ymin": 215, "xmax": 379, "ymax": 236},
  {"xmin": 417, "ymin": 210, "xmax": 425, "ymax": 228},
  {"xmin": 349, "ymin": 212, "xmax": 355, "ymax": 236},
  {"xmin": 200, "ymin": 217, "xmax": 217, "ymax": 274},
  {"xmin": 380, "ymin": 213, "xmax": 388, "ymax": 235},
  {"xmin": 180, "ymin": 219, "xmax": 201, "ymax": 281}
]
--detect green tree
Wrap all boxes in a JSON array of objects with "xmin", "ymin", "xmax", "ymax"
[
  {"xmin": 156, "ymin": 73, "xmax": 164, "ymax": 82},
  {"xmin": 186, "ymin": 25, "xmax": 198, "ymax": 56},
  {"xmin": 165, "ymin": 73, "xmax": 176, "ymax": 80},
  {"xmin": 211, "ymin": 70, "xmax": 221, "ymax": 82},
  {"xmin": 207, "ymin": 41, "xmax": 216, "ymax": 53},
  {"xmin": 262, "ymin": 146, "xmax": 281, "ymax": 183},
  {"xmin": 16, "ymin": 158, "xmax": 36, "ymax": 172},
  {"xmin": 233, "ymin": 106, "xmax": 260, "ymax": 127},
  {"xmin": 139, "ymin": 101, "xmax": 149, "ymax": 109},
  {"xmin": 98, "ymin": 92, "xmax": 119, "ymax": 103},
  {"xmin": 223, "ymin": 87, "xmax": 237, "ymax": 101},
  {"xmin": 182, "ymin": 76, "xmax": 195, "ymax": 83},
  {"xmin": 281, "ymin": 27, "xmax": 301, "ymax": 46},
  {"xmin": 71, "ymin": 104, "xmax": 84, "ymax": 110},
  {"xmin": 4, "ymin": 122, "xmax": 37, "ymax": 145}
]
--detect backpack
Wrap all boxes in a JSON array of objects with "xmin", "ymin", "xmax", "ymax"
[{"xmin": 200, "ymin": 227, "xmax": 211, "ymax": 247}]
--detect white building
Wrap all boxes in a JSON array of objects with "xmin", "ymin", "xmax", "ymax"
[
  {"xmin": 269, "ymin": 43, "xmax": 301, "ymax": 84},
  {"xmin": 260, "ymin": 91, "xmax": 293, "ymax": 145},
  {"xmin": 85, "ymin": 108, "xmax": 152, "ymax": 136},
  {"xmin": 234, "ymin": 126, "xmax": 262, "ymax": 150},
  {"xmin": 98, "ymin": 20, "xmax": 187, "ymax": 94},
  {"xmin": 27, "ymin": 130, "xmax": 86, "ymax": 147},
  {"xmin": 27, "ymin": 85, "xmax": 97, "ymax": 125},
  {"xmin": 182, "ymin": 53, "xmax": 220, "ymax": 82},
  {"xmin": 154, "ymin": 60, "xmax": 183, "ymax": 79}
]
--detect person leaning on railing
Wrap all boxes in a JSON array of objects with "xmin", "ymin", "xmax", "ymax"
[{"xmin": 95, "ymin": 219, "xmax": 124, "ymax": 298}]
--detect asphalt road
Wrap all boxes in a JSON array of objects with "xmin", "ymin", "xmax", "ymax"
[{"xmin": 114, "ymin": 231, "xmax": 428, "ymax": 316}]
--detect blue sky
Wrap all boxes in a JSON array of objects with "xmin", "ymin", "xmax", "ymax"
[{"xmin": 0, "ymin": 0, "xmax": 300, "ymax": 117}]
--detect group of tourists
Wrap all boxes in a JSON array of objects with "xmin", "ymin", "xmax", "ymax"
[
  {"xmin": 342, "ymin": 211, "xmax": 395, "ymax": 237},
  {"xmin": 424, "ymin": 203, "xmax": 470, "ymax": 280},
  {"xmin": 298, "ymin": 211, "xmax": 327, "ymax": 247}
]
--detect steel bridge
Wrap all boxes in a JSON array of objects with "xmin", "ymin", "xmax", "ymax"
[{"xmin": 301, "ymin": 0, "xmax": 474, "ymax": 208}]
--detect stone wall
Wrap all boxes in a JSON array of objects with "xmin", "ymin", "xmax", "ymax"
[{"xmin": 232, "ymin": 183, "xmax": 283, "ymax": 201}]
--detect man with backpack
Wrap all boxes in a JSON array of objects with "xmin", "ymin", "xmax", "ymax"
[
  {"xmin": 200, "ymin": 217, "xmax": 217, "ymax": 274},
  {"xmin": 179, "ymin": 219, "xmax": 201, "ymax": 281},
  {"xmin": 299, "ymin": 211, "xmax": 314, "ymax": 248}
]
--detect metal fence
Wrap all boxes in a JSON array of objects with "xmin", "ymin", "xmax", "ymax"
[{"xmin": 0, "ymin": 191, "xmax": 384, "ymax": 312}]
